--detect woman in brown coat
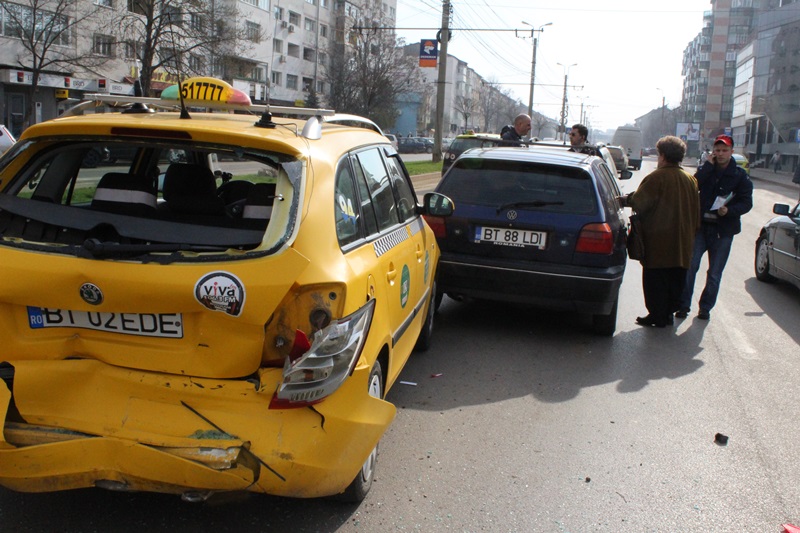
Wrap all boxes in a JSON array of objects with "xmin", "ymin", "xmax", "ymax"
[{"xmin": 621, "ymin": 136, "xmax": 700, "ymax": 327}]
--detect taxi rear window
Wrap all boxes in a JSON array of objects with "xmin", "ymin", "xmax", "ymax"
[{"xmin": 0, "ymin": 139, "xmax": 295, "ymax": 257}]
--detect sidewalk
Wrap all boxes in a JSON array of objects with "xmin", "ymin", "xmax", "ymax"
[{"xmin": 748, "ymin": 165, "xmax": 798, "ymax": 190}]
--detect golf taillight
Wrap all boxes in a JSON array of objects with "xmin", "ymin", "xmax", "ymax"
[{"xmin": 576, "ymin": 223, "xmax": 614, "ymax": 254}]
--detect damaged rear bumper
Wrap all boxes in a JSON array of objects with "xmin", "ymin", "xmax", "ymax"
[{"xmin": 0, "ymin": 359, "xmax": 394, "ymax": 498}]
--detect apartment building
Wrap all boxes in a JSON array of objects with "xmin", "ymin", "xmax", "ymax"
[{"xmin": 0, "ymin": 0, "xmax": 397, "ymax": 138}]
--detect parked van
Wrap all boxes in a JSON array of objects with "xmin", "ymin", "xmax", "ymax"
[{"xmin": 612, "ymin": 126, "xmax": 643, "ymax": 170}]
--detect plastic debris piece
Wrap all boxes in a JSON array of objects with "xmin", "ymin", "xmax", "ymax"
[
  {"xmin": 399, "ymin": 381, "xmax": 417, "ymax": 386},
  {"xmin": 714, "ymin": 433, "xmax": 729, "ymax": 445},
  {"xmin": 783, "ymin": 524, "xmax": 800, "ymax": 533},
  {"xmin": 431, "ymin": 373, "xmax": 443, "ymax": 378}
]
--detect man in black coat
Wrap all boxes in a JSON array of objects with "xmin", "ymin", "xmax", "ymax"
[
  {"xmin": 676, "ymin": 134, "xmax": 753, "ymax": 321},
  {"xmin": 501, "ymin": 114, "xmax": 531, "ymax": 146}
]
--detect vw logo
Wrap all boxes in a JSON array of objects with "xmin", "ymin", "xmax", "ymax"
[
  {"xmin": 79, "ymin": 283, "xmax": 104, "ymax": 305},
  {"xmin": 506, "ymin": 210, "xmax": 518, "ymax": 220}
]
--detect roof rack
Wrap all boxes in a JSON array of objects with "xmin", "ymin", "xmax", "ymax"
[
  {"xmin": 59, "ymin": 76, "xmax": 385, "ymax": 141},
  {"xmin": 63, "ymin": 93, "xmax": 336, "ymax": 118}
]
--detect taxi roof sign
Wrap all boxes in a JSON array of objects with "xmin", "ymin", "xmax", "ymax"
[{"xmin": 160, "ymin": 77, "xmax": 252, "ymax": 107}]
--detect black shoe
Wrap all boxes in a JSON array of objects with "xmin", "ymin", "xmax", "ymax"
[
  {"xmin": 636, "ymin": 315, "xmax": 668, "ymax": 328},
  {"xmin": 675, "ymin": 308, "xmax": 689, "ymax": 319},
  {"xmin": 697, "ymin": 310, "xmax": 710, "ymax": 320}
]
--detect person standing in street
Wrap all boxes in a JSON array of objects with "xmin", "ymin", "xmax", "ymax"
[
  {"xmin": 619, "ymin": 136, "xmax": 700, "ymax": 327},
  {"xmin": 501, "ymin": 114, "xmax": 531, "ymax": 146},
  {"xmin": 567, "ymin": 123, "xmax": 598, "ymax": 156},
  {"xmin": 770, "ymin": 150, "xmax": 781, "ymax": 173},
  {"xmin": 676, "ymin": 134, "xmax": 753, "ymax": 321}
]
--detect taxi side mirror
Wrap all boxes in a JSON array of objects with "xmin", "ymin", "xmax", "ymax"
[
  {"xmin": 619, "ymin": 169, "xmax": 633, "ymax": 180},
  {"xmin": 773, "ymin": 203, "xmax": 790, "ymax": 216},
  {"xmin": 420, "ymin": 192, "xmax": 454, "ymax": 217}
]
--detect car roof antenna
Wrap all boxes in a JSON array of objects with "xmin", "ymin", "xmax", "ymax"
[
  {"xmin": 255, "ymin": 35, "xmax": 277, "ymax": 129},
  {"xmin": 165, "ymin": 25, "xmax": 191, "ymax": 120}
]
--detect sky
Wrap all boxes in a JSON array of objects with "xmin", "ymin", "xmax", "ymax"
[{"xmin": 394, "ymin": 0, "xmax": 711, "ymax": 132}]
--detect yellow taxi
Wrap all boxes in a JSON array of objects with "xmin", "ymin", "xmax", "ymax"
[
  {"xmin": 0, "ymin": 78, "xmax": 452, "ymax": 502},
  {"xmin": 732, "ymin": 153, "xmax": 750, "ymax": 175}
]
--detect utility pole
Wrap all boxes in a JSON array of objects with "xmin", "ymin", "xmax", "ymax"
[
  {"xmin": 557, "ymin": 63, "xmax": 576, "ymax": 143},
  {"xmin": 433, "ymin": 0, "xmax": 451, "ymax": 163}
]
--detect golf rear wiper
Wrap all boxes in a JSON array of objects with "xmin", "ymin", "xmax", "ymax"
[
  {"xmin": 496, "ymin": 200, "xmax": 564, "ymax": 213},
  {"xmin": 81, "ymin": 238, "xmax": 230, "ymax": 256}
]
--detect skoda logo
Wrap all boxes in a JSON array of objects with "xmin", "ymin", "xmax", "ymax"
[
  {"xmin": 80, "ymin": 283, "xmax": 104, "ymax": 305},
  {"xmin": 506, "ymin": 210, "xmax": 518, "ymax": 221}
]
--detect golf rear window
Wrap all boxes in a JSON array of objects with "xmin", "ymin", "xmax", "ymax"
[{"xmin": 439, "ymin": 158, "xmax": 597, "ymax": 215}]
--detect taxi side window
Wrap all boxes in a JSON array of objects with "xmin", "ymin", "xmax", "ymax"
[
  {"xmin": 385, "ymin": 155, "xmax": 417, "ymax": 222},
  {"xmin": 354, "ymin": 148, "xmax": 400, "ymax": 231},
  {"xmin": 334, "ymin": 163, "xmax": 362, "ymax": 246},
  {"xmin": 351, "ymin": 157, "xmax": 380, "ymax": 236}
]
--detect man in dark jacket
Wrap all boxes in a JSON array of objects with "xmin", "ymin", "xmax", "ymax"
[
  {"xmin": 501, "ymin": 114, "xmax": 531, "ymax": 146},
  {"xmin": 676, "ymin": 134, "xmax": 753, "ymax": 321}
]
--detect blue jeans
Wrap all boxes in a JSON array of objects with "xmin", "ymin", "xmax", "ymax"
[{"xmin": 680, "ymin": 224, "xmax": 734, "ymax": 313}]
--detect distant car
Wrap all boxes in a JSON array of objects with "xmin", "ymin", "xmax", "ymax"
[
  {"xmin": 532, "ymin": 140, "xmax": 632, "ymax": 181},
  {"xmin": 418, "ymin": 137, "xmax": 435, "ymax": 154},
  {"xmin": 605, "ymin": 145, "xmax": 629, "ymax": 173},
  {"xmin": 398, "ymin": 137, "xmax": 428, "ymax": 154},
  {"xmin": 732, "ymin": 153, "xmax": 750, "ymax": 175},
  {"xmin": 427, "ymin": 145, "xmax": 630, "ymax": 336},
  {"xmin": 0, "ymin": 125, "xmax": 16, "ymax": 154},
  {"xmin": 441, "ymin": 133, "xmax": 505, "ymax": 175},
  {"xmin": 755, "ymin": 202, "xmax": 800, "ymax": 290}
]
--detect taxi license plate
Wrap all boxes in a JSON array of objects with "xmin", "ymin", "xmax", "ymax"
[
  {"xmin": 27, "ymin": 307, "xmax": 183, "ymax": 338},
  {"xmin": 475, "ymin": 226, "xmax": 547, "ymax": 249}
]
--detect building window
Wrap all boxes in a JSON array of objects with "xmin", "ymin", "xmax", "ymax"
[
  {"xmin": 320, "ymin": 24, "xmax": 328, "ymax": 38},
  {"xmin": 93, "ymin": 34, "xmax": 114, "ymax": 57},
  {"xmin": 318, "ymin": 52, "xmax": 327, "ymax": 67},
  {"xmin": 163, "ymin": 5, "xmax": 182, "ymax": 27},
  {"xmin": 317, "ymin": 80, "xmax": 325, "ymax": 93},
  {"xmin": 289, "ymin": 11, "xmax": 300, "ymax": 25},
  {"xmin": 124, "ymin": 40, "xmax": 144, "ymax": 59},
  {"xmin": 95, "ymin": 0, "xmax": 112, "ymax": 7},
  {"xmin": 288, "ymin": 43, "xmax": 300, "ymax": 58},
  {"xmin": 303, "ymin": 47, "xmax": 315, "ymax": 61},
  {"xmin": 302, "ymin": 77, "xmax": 313, "ymax": 92},
  {"xmin": 188, "ymin": 54, "xmax": 203, "ymax": 73},
  {"xmin": 128, "ymin": 0, "xmax": 146, "ymax": 15},
  {"xmin": 1, "ymin": 4, "xmax": 71, "ymax": 45},
  {"xmin": 287, "ymin": 74, "xmax": 298, "ymax": 90},
  {"xmin": 241, "ymin": 0, "xmax": 269, "ymax": 6},
  {"xmin": 252, "ymin": 66, "xmax": 265, "ymax": 82},
  {"xmin": 321, "ymin": 0, "xmax": 329, "ymax": 7},
  {"xmin": 304, "ymin": 18, "xmax": 316, "ymax": 32},
  {"xmin": 273, "ymin": 38, "xmax": 283, "ymax": 53},
  {"xmin": 246, "ymin": 20, "xmax": 261, "ymax": 42},
  {"xmin": 190, "ymin": 13, "xmax": 204, "ymax": 32},
  {"xmin": 271, "ymin": 71, "xmax": 282, "ymax": 86},
  {"xmin": 274, "ymin": 6, "xmax": 284, "ymax": 20},
  {"xmin": 306, "ymin": 0, "xmax": 317, "ymax": 4}
]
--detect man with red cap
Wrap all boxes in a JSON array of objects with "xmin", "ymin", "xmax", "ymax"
[{"xmin": 676, "ymin": 134, "xmax": 753, "ymax": 321}]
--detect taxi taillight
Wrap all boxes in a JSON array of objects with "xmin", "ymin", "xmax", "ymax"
[
  {"xmin": 423, "ymin": 215, "xmax": 446, "ymax": 238},
  {"xmin": 576, "ymin": 223, "xmax": 614, "ymax": 254}
]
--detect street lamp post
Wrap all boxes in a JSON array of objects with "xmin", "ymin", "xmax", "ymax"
[
  {"xmin": 521, "ymin": 22, "xmax": 552, "ymax": 118},
  {"xmin": 557, "ymin": 62, "xmax": 577, "ymax": 142},
  {"xmin": 656, "ymin": 87, "xmax": 665, "ymax": 137}
]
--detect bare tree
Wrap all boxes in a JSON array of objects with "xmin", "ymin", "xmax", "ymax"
[
  {"xmin": 453, "ymin": 96, "xmax": 477, "ymax": 133},
  {"xmin": 325, "ymin": 29, "xmax": 422, "ymax": 129},
  {"xmin": 476, "ymin": 78, "xmax": 502, "ymax": 133},
  {"xmin": 110, "ymin": 0, "xmax": 262, "ymax": 96},
  {"xmin": 531, "ymin": 113, "xmax": 552, "ymax": 138},
  {"xmin": 4, "ymin": 0, "xmax": 107, "ymax": 128}
]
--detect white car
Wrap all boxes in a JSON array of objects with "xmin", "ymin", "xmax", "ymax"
[
  {"xmin": 384, "ymin": 133, "xmax": 398, "ymax": 150},
  {"xmin": 0, "ymin": 125, "xmax": 15, "ymax": 153}
]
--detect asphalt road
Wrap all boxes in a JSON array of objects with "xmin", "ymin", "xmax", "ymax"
[{"xmin": 1, "ymin": 157, "xmax": 799, "ymax": 532}]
